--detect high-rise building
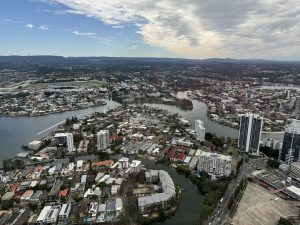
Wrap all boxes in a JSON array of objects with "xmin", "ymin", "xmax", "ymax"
[
  {"xmin": 197, "ymin": 150, "xmax": 232, "ymax": 179},
  {"xmin": 54, "ymin": 133, "xmax": 75, "ymax": 152},
  {"xmin": 285, "ymin": 89, "xmax": 291, "ymax": 99},
  {"xmin": 238, "ymin": 113, "xmax": 263, "ymax": 154},
  {"xmin": 279, "ymin": 120, "xmax": 300, "ymax": 165},
  {"xmin": 294, "ymin": 97, "xmax": 300, "ymax": 118},
  {"xmin": 97, "ymin": 130, "xmax": 109, "ymax": 151},
  {"xmin": 195, "ymin": 120, "xmax": 205, "ymax": 142},
  {"xmin": 130, "ymin": 160, "xmax": 141, "ymax": 174}
]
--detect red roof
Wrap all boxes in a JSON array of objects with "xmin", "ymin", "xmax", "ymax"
[
  {"xmin": 109, "ymin": 135, "xmax": 124, "ymax": 141},
  {"xmin": 59, "ymin": 188, "xmax": 69, "ymax": 197},
  {"xmin": 171, "ymin": 145, "xmax": 189, "ymax": 152},
  {"xmin": 166, "ymin": 149, "xmax": 186, "ymax": 161},
  {"xmin": 91, "ymin": 160, "xmax": 114, "ymax": 168}
]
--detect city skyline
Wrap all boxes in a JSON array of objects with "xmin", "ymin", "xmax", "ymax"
[{"xmin": 1, "ymin": 0, "xmax": 300, "ymax": 60}]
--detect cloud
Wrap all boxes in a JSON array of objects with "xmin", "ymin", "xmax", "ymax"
[
  {"xmin": 112, "ymin": 25, "xmax": 124, "ymax": 29},
  {"xmin": 25, "ymin": 23, "xmax": 34, "ymax": 29},
  {"xmin": 3, "ymin": 18, "xmax": 20, "ymax": 23},
  {"xmin": 51, "ymin": 0, "xmax": 300, "ymax": 59},
  {"xmin": 39, "ymin": 25, "xmax": 49, "ymax": 30},
  {"xmin": 73, "ymin": 30, "xmax": 95, "ymax": 36},
  {"xmin": 72, "ymin": 30, "xmax": 111, "ymax": 44},
  {"xmin": 128, "ymin": 45, "xmax": 138, "ymax": 50}
]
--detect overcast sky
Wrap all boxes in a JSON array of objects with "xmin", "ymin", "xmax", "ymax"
[{"xmin": 1, "ymin": 0, "xmax": 300, "ymax": 60}]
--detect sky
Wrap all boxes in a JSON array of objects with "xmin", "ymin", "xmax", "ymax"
[{"xmin": 0, "ymin": 0, "xmax": 300, "ymax": 60}]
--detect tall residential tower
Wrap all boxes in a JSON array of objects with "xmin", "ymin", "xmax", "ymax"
[
  {"xmin": 97, "ymin": 130, "xmax": 109, "ymax": 151},
  {"xmin": 238, "ymin": 113, "xmax": 263, "ymax": 154},
  {"xmin": 279, "ymin": 120, "xmax": 300, "ymax": 165},
  {"xmin": 54, "ymin": 133, "xmax": 75, "ymax": 152},
  {"xmin": 195, "ymin": 120, "xmax": 205, "ymax": 142}
]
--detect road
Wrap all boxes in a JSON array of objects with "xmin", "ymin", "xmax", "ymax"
[{"xmin": 207, "ymin": 157, "xmax": 268, "ymax": 225}]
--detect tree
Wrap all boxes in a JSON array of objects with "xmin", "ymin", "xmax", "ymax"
[
  {"xmin": 1, "ymin": 200, "xmax": 13, "ymax": 210},
  {"xmin": 278, "ymin": 217, "xmax": 293, "ymax": 225},
  {"xmin": 260, "ymin": 146, "xmax": 279, "ymax": 159},
  {"xmin": 267, "ymin": 159, "xmax": 280, "ymax": 169},
  {"xmin": 205, "ymin": 132, "xmax": 214, "ymax": 141}
]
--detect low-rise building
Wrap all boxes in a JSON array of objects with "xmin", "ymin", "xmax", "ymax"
[
  {"xmin": 58, "ymin": 203, "xmax": 72, "ymax": 225},
  {"xmin": 138, "ymin": 170, "xmax": 175, "ymax": 214}
]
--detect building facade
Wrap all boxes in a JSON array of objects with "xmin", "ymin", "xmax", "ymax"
[
  {"xmin": 97, "ymin": 130, "xmax": 109, "ymax": 151},
  {"xmin": 238, "ymin": 113, "xmax": 263, "ymax": 154},
  {"xmin": 54, "ymin": 133, "xmax": 75, "ymax": 152},
  {"xmin": 195, "ymin": 120, "xmax": 205, "ymax": 142},
  {"xmin": 197, "ymin": 150, "xmax": 232, "ymax": 179},
  {"xmin": 279, "ymin": 120, "xmax": 300, "ymax": 165}
]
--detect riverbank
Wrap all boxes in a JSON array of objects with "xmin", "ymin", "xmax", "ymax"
[{"xmin": 0, "ymin": 100, "xmax": 107, "ymax": 117}]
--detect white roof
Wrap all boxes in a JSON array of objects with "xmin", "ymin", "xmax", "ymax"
[
  {"xmin": 29, "ymin": 140, "xmax": 41, "ymax": 145},
  {"xmin": 37, "ymin": 206, "xmax": 52, "ymax": 222},
  {"xmin": 287, "ymin": 185, "xmax": 300, "ymax": 196}
]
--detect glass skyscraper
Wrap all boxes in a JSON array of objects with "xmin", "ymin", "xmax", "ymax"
[
  {"xmin": 238, "ymin": 113, "xmax": 263, "ymax": 154},
  {"xmin": 279, "ymin": 120, "xmax": 300, "ymax": 165}
]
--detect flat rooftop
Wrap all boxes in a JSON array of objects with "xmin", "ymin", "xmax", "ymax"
[{"xmin": 232, "ymin": 183, "xmax": 298, "ymax": 225}]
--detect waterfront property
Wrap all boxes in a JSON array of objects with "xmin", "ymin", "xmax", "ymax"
[
  {"xmin": 238, "ymin": 113, "xmax": 263, "ymax": 155},
  {"xmin": 138, "ymin": 170, "xmax": 176, "ymax": 214},
  {"xmin": 197, "ymin": 150, "xmax": 232, "ymax": 179}
]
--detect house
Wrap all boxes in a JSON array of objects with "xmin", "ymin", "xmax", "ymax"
[
  {"xmin": 111, "ymin": 185, "xmax": 120, "ymax": 195},
  {"xmin": 76, "ymin": 160, "xmax": 84, "ymax": 172},
  {"xmin": 5, "ymin": 209, "xmax": 31, "ymax": 225},
  {"xmin": 91, "ymin": 160, "xmax": 114, "ymax": 170},
  {"xmin": 88, "ymin": 202, "xmax": 98, "ymax": 219},
  {"xmin": 70, "ymin": 183, "xmax": 85, "ymax": 197},
  {"xmin": 49, "ymin": 180, "xmax": 62, "ymax": 200},
  {"xmin": 20, "ymin": 190, "xmax": 34, "ymax": 201},
  {"xmin": 84, "ymin": 186, "xmax": 102, "ymax": 199},
  {"xmin": 1, "ymin": 192, "xmax": 15, "ymax": 201}
]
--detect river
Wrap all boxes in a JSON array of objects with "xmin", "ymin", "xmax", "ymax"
[
  {"xmin": 143, "ymin": 159, "xmax": 203, "ymax": 225},
  {"xmin": 0, "ymin": 100, "xmax": 120, "ymax": 165},
  {"xmin": 0, "ymin": 92, "xmax": 241, "ymax": 166},
  {"xmin": 145, "ymin": 91, "xmax": 239, "ymax": 138}
]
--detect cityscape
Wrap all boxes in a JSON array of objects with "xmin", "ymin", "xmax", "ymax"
[{"xmin": 1, "ymin": 1, "xmax": 300, "ymax": 225}]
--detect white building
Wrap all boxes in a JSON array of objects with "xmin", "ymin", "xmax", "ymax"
[
  {"xmin": 36, "ymin": 205, "xmax": 52, "ymax": 225},
  {"xmin": 76, "ymin": 160, "xmax": 84, "ymax": 172},
  {"xmin": 197, "ymin": 150, "xmax": 232, "ymax": 179},
  {"xmin": 58, "ymin": 203, "xmax": 71, "ymax": 225},
  {"xmin": 54, "ymin": 133, "xmax": 75, "ymax": 152},
  {"xmin": 290, "ymin": 162, "xmax": 300, "ymax": 177},
  {"xmin": 118, "ymin": 157, "xmax": 129, "ymax": 169},
  {"xmin": 238, "ymin": 113, "xmax": 263, "ymax": 154},
  {"xmin": 28, "ymin": 140, "xmax": 42, "ymax": 150},
  {"xmin": 97, "ymin": 130, "xmax": 109, "ymax": 151},
  {"xmin": 130, "ymin": 160, "xmax": 141, "ymax": 174},
  {"xmin": 138, "ymin": 170, "xmax": 175, "ymax": 213},
  {"xmin": 195, "ymin": 120, "xmax": 205, "ymax": 142},
  {"xmin": 45, "ymin": 206, "xmax": 61, "ymax": 224}
]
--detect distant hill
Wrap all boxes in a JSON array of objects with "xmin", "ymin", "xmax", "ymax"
[{"xmin": 0, "ymin": 55, "xmax": 299, "ymax": 65}]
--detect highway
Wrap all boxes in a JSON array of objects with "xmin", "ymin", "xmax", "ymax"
[{"xmin": 207, "ymin": 158, "xmax": 268, "ymax": 225}]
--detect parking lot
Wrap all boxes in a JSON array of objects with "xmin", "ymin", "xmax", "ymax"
[{"xmin": 232, "ymin": 182, "xmax": 298, "ymax": 225}]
